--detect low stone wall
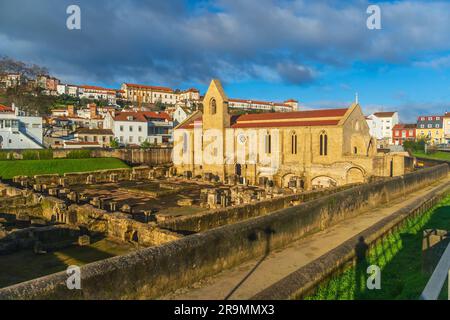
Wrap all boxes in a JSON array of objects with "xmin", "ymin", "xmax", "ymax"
[
  {"xmin": 1, "ymin": 147, "xmax": 173, "ymax": 166},
  {"xmin": 21, "ymin": 166, "xmax": 155, "ymax": 187},
  {"xmin": 0, "ymin": 165, "xmax": 447, "ymax": 299},
  {"xmin": 0, "ymin": 225, "xmax": 81, "ymax": 255},
  {"xmin": 107, "ymin": 213, "xmax": 182, "ymax": 246},
  {"xmin": 252, "ymin": 180, "xmax": 450, "ymax": 300},
  {"xmin": 158, "ymin": 184, "xmax": 357, "ymax": 233}
]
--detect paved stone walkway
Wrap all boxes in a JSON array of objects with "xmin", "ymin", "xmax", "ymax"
[{"xmin": 163, "ymin": 176, "xmax": 450, "ymax": 300}]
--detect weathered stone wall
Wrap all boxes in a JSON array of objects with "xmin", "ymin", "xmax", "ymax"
[
  {"xmin": 25, "ymin": 166, "xmax": 154, "ymax": 187},
  {"xmin": 0, "ymin": 225, "xmax": 81, "ymax": 255},
  {"xmin": 106, "ymin": 213, "xmax": 182, "ymax": 246},
  {"xmin": 252, "ymin": 180, "xmax": 450, "ymax": 300},
  {"xmin": 158, "ymin": 184, "xmax": 357, "ymax": 233},
  {"xmin": 0, "ymin": 164, "xmax": 447, "ymax": 300}
]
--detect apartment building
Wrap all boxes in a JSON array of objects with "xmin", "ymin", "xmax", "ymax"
[
  {"xmin": 416, "ymin": 115, "xmax": 445, "ymax": 145},
  {"xmin": 0, "ymin": 73, "xmax": 23, "ymax": 89},
  {"xmin": 73, "ymin": 128, "xmax": 114, "ymax": 148},
  {"xmin": 121, "ymin": 83, "xmax": 177, "ymax": 105},
  {"xmin": 228, "ymin": 98, "xmax": 298, "ymax": 112},
  {"xmin": 366, "ymin": 111, "xmax": 399, "ymax": 144},
  {"xmin": 392, "ymin": 124, "xmax": 416, "ymax": 146},
  {"xmin": 0, "ymin": 104, "xmax": 43, "ymax": 149},
  {"xmin": 443, "ymin": 112, "xmax": 450, "ymax": 144},
  {"xmin": 78, "ymin": 85, "xmax": 117, "ymax": 105},
  {"xmin": 104, "ymin": 110, "xmax": 173, "ymax": 145}
]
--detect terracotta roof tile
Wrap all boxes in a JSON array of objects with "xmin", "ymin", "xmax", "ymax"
[
  {"xmin": 124, "ymin": 83, "xmax": 173, "ymax": 93},
  {"xmin": 373, "ymin": 111, "xmax": 396, "ymax": 118},
  {"xmin": 113, "ymin": 111, "xmax": 171, "ymax": 122}
]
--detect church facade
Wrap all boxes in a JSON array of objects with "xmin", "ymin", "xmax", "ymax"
[{"xmin": 173, "ymin": 80, "xmax": 405, "ymax": 190}]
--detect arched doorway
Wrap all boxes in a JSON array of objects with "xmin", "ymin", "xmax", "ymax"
[
  {"xmin": 311, "ymin": 176, "xmax": 337, "ymax": 189},
  {"xmin": 235, "ymin": 164, "xmax": 242, "ymax": 176},
  {"xmin": 347, "ymin": 167, "xmax": 365, "ymax": 184}
]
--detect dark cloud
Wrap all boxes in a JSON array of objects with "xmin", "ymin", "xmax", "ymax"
[
  {"xmin": 276, "ymin": 62, "xmax": 315, "ymax": 85},
  {"xmin": 1, "ymin": 0, "xmax": 450, "ymax": 88}
]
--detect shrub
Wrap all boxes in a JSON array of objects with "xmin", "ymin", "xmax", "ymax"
[
  {"xmin": 0, "ymin": 151, "xmax": 9, "ymax": 160},
  {"xmin": 38, "ymin": 149, "xmax": 53, "ymax": 160},
  {"xmin": 22, "ymin": 150, "xmax": 39, "ymax": 160}
]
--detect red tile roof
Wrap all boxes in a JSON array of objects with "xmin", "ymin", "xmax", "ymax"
[
  {"xmin": 373, "ymin": 111, "xmax": 396, "ymax": 118},
  {"xmin": 232, "ymin": 120, "xmax": 340, "ymax": 128},
  {"xmin": 179, "ymin": 108, "xmax": 348, "ymax": 129},
  {"xmin": 79, "ymin": 85, "xmax": 117, "ymax": 93},
  {"xmin": 0, "ymin": 104, "xmax": 14, "ymax": 113},
  {"xmin": 113, "ymin": 111, "xmax": 171, "ymax": 122},
  {"xmin": 393, "ymin": 124, "xmax": 416, "ymax": 130},
  {"xmin": 235, "ymin": 108, "xmax": 348, "ymax": 121},
  {"xmin": 124, "ymin": 83, "xmax": 173, "ymax": 93}
]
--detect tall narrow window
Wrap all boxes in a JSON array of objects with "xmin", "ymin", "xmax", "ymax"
[
  {"xmin": 320, "ymin": 132, "xmax": 328, "ymax": 156},
  {"xmin": 210, "ymin": 98, "xmax": 217, "ymax": 115},
  {"xmin": 291, "ymin": 131, "xmax": 297, "ymax": 154},
  {"xmin": 182, "ymin": 132, "xmax": 188, "ymax": 154},
  {"xmin": 265, "ymin": 133, "xmax": 272, "ymax": 154}
]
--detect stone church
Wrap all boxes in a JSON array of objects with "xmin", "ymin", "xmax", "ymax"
[{"xmin": 173, "ymin": 79, "xmax": 405, "ymax": 190}]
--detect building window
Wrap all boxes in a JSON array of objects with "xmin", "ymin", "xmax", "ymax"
[
  {"xmin": 120, "ymin": 126, "xmax": 123, "ymax": 132},
  {"xmin": 354, "ymin": 147, "xmax": 358, "ymax": 154},
  {"xmin": 183, "ymin": 132, "xmax": 188, "ymax": 154},
  {"xmin": 265, "ymin": 133, "xmax": 272, "ymax": 154},
  {"xmin": 320, "ymin": 132, "xmax": 328, "ymax": 156},
  {"xmin": 138, "ymin": 126, "xmax": 142, "ymax": 132},
  {"xmin": 291, "ymin": 131, "xmax": 297, "ymax": 154},
  {"xmin": 210, "ymin": 98, "xmax": 217, "ymax": 115},
  {"xmin": 129, "ymin": 126, "xmax": 133, "ymax": 132}
]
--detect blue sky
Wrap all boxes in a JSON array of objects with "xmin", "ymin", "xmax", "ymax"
[{"xmin": 1, "ymin": 0, "xmax": 450, "ymax": 122}]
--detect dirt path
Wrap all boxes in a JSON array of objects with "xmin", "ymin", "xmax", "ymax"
[{"xmin": 163, "ymin": 177, "xmax": 450, "ymax": 300}]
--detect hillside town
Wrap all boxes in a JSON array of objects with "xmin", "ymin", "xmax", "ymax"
[
  {"xmin": 0, "ymin": 71, "xmax": 448, "ymax": 151},
  {"xmin": 3, "ymin": 0, "xmax": 450, "ymax": 307}
]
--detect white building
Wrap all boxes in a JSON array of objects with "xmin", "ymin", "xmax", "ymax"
[
  {"xmin": 0, "ymin": 104, "xmax": 43, "ymax": 149},
  {"xmin": 0, "ymin": 73, "xmax": 23, "ymax": 89},
  {"xmin": 78, "ymin": 85, "xmax": 117, "ymax": 104},
  {"xmin": 366, "ymin": 111, "xmax": 399, "ymax": 144},
  {"xmin": 121, "ymin": 83, "xmax": 178, "ymax": 105},
  {"xmin": 228, "ymin": 98, "xmax": 298, "ymax": 112},
  {"xmin": 172, "ymin": 106, "xmax": 193, "ymax": 126},
  {"xmin": 104, "ymin": 110, "xmax": 173, "ymax": 145},
  {"xmin": 56, "ymin": 84, "xmax": 79, "ymax": 97}
]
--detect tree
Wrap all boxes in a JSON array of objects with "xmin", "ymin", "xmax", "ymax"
[
  {"xmin": 0, "ymin": 56, "xmax": 48, "ymax": 80},
  {"xmin": 140, "ymin": 140, "xmax": 152, "ymax": 149},
  {"xmin": 110, "ymin": 138, "xmax": 120, "ymax": 149}
]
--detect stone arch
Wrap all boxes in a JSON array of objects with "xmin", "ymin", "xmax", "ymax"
[
  {"xmin": 311, "ymin": 176, "xmax": 337, "ymax": 189},
  {"xmin": 346, "ymin": 167, "xmax": 365, "ymax": 184}
]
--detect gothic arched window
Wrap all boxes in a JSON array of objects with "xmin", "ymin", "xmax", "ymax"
[
  {"xmin": 291, "ymin": 131, "xmax": 297, "ymax": 154},
  {"xmin": 210, "ymin": 98, "xmax": 217, "ymax": 115},
  {"xmin": 265, "ymin": 132, "xmax": 272, "ymax": 154},
  {"xmin": 320, "ymin": 131, "xmax": 328, "ymax": 156}
]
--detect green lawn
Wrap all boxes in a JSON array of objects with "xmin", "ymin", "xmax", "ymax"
[
  {"xmin": 414, "ymin": 151, "xmax": 450, "ymax": 161},
  {"xmin": 0, "ymin": 158, "xmax": 129, "ymax": 179},
  {"xmin": 306, "ymin": 195, "xmax": 450, "ymax": 300}
]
